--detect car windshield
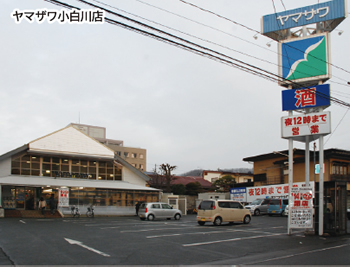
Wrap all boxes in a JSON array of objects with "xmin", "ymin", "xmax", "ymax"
[{"xmin": 250, "ymin": 199, "xmax": 262, "ymax": 205}]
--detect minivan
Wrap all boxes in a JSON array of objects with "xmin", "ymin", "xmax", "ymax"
[
  {"xmin": 197, "ymin": 200, "xmax": 251, "ymax": 226},
  {"xmin": 245, "ymin": 198, "xmax": 271, "ymax": 216},
  {"xmin": 267, "ymin": 198, "xmax": 288, "ymax": 216}
]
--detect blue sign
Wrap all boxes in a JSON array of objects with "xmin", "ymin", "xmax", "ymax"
[
  {"xmin": 230, "ymin": 187, "xmax": 246, "ymax": 194},
  {"xmin": 262, "ymin": 0, "xmax": 347, "ymax": 35},
  {"xmin": 282, "ymin": 84, "xmax": 330, "ymax": 111}
]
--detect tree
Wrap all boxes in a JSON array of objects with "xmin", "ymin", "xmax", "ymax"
[
  {"xmin": 171, "ymin": 184, "xmax": 186, "ymax": 195},
  {"xmin": 212, "ymin": 175, "xmax": 236, "ymax": 192},
  {"xmin": 159, "ymin": 163, "xmax": 177, "ymax": 193},
  {"xmin": 185, "ymin": 182, "xmax": 203, "ymax": 196}
]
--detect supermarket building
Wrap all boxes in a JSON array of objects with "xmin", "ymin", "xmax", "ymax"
[{"xmin": 0, "ymin": 125, "xmax": 160, "ymax": 217}]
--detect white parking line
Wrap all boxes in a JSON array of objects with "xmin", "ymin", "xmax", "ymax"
[
  {"xmin": 147, "ymin": 228, "xmax": 281, "ymax": 239},
  {"xmin": 121, "ymin": 227, "xmax": 190, "ymax": 233},
  {"xmin": 183, "ymin": 232, "xmax": 285, "ymax": 247},
  {"xmin": 247, "ymin": 243, "xmax": 350, "ymax": 264}
]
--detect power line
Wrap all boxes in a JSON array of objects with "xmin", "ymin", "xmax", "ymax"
[
  {"xmin": 180, "ymin": 0, "xmax": 350, "ymax": 79},
  {"xmin": 43, "ymin": 0, "xmax": 350, "ymax": 109}
]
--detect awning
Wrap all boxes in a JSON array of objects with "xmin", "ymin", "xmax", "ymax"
[{"xmin": 0, "ymin": 175, "xmax": 160, "ymax": 191}]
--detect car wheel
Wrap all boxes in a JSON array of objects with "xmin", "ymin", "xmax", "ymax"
[
  {"xmin": 254, "ymin": 209, "xmax": 260, "ymax": 216},
  {"xmin": 213, "ymin": 217, "xmax": 222, "ymax": 226},
  {"xmin": 147, "ymin": 214, "xmax": 155, "ymax": 221},
  {"xmin": 174, "ymin": 213, "xmax": 181, "ymax": 220},
  {"xmin": 243, "ymin": 215, "xmax": 251, "ymax": 224},
  {"xmin": 281, "ymin": 210, "xmax": 286, "ymax": 217},
  {"xmin": 198, "ymin": 221, "xmax": 205, "ymax": 226}
]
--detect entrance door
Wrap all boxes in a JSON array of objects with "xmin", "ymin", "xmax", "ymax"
[
  {"xmin": 15, "ymin": 187, "xmax": 25, "ymax": 209},
  {"xmin": 15, "ymin": 187, "xmax": 36, "ymax": 210},
  {"xmin": 25, "ymin": 187, "xmax": 35, "ymax": 210}
]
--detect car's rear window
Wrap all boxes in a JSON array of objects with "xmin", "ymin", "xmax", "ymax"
[
  {"xmin": 270, "ymin": 199, "xmax": 280, "ymax": 205},
  {"xmin": 140, "ymin": 203, "xmax": 147, "ymax": 209},
  {"xmin": 198, "ymin": 201, "xmax": 214, "ymax": 210},
  {"xmin": 283, "ymin": 199, "xmax": 288, "ymax": 205}
]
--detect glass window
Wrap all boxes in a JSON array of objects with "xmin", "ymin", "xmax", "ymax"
[
  {"xmin": 152, "ymin": 204, "xmax": 161, "ymax": 209},
  {"xmin": 161, "ymin": 204, "xmax": 172, "ymax": 209},
  {"xmin": 198, "ymin": 201, "xmax": 214, "ymax": 210},
  {"xmin": 230, "ymin": 202, "xmax": 240, "ymax": 209}
]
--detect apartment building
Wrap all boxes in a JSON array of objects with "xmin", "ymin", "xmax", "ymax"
[{"xmin": 70, "ymin": 123, "xmax": 146, "ymax": 171}]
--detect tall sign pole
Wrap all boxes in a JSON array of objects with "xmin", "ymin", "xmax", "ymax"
[{"xmin": 261, "ymin": 0, "xmax": 347, "ymax": 236}]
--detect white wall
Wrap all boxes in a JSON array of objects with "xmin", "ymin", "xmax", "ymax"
[
  {"xmin": 122, "ymin": 167, "xmax": 147, "ymax": 186},
  {"xmin": 0, "ymin": 158, "xmax": 11, "ymax": 177}
]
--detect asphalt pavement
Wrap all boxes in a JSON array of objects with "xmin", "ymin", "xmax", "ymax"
[{"xmin": 0, "ymin": 214, "xmax": 349, "ymax": 265}]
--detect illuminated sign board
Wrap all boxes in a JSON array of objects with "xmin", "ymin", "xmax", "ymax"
[
  {"xmin": 282, "ymin": 84, "xmax": 330, "ymax": 111},
  {"xmin": 262, "ymin": 0, "xmax": 347, "ymax": 38},
  {"xmin": 281, "ymin": 111, "xmax": 331, "ymax": 142},
  {"xmin": 278, "ymin": 33, "xmax": 331, "ymax": 87}
]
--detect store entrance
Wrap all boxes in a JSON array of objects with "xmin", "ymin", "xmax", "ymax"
[{"xmin": 15, "ymin": 187, "xmax": 36, "ymax": 210}]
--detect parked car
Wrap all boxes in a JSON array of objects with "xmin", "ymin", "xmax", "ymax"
[
  {"xmin": 267, "ymin": 198, "xmax": 288, "ymax": 216},
  {"xmin": 138, "ymin": 202, "xmax": 182, "ymax": 221},
  {"xmin": 197, "ymin": 200, "xmax": 251, "ymax": 226},
  {"xmin": 347, "ymin": 208, "xmax": 350, "ymax": 220},
  {"xmin": 245, "ymin": 198, "xmax": 271, "ymax": 216}
]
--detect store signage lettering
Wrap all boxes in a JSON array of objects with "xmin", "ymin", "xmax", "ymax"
[
  {"xmin": 53, "ymin": 170, "xmax": 89, "ymax": 179},
  {"xmin": 281, "ymin": 111, "xmax": 331, "ymax": 139},
  {"xmin": 282, "ymin": 84, "xmax": 330, "ymax": 111},
  {"xmin": 290, "ymin": 187, "xmax": 314, "ymax": 228},
  {"xmin": 276, "ymin": 7, "xmax": 329, "ymax": 26},
  {"xmin": 262, "ymin": 0, "xmax": 346, "ymax": 34}
]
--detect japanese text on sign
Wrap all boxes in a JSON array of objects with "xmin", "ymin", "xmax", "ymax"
[
  {"xmin": 277, "ymin": 7, "xmax": 329, "ymax": 26},
  {"xmin": 11, "ymin": 9, "xmax": 105, "ymax": 24},
  {"xmin": 290, "ymin": 187, "xmax": 313, "ymax": 229},
  {"xmin": 281, "ymin": 111, "xmax": 331, "ymax": 139},
  {"xmin": 58, "ymin": 188, "xmax": 69, "ymax": 207}
]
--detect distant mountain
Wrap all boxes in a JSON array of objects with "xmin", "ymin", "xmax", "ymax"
[{"xmin": 180, "ymin": 168, "xmax": 253, "ymax": 177}]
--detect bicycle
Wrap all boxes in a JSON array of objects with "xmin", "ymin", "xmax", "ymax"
[
  {"xmin": 86, "ymin": 205, "xmax": 94, "ymax": 218},
  {"xmin": 71, "ymin": 206, "xmax": 80, "ymax": 218}
]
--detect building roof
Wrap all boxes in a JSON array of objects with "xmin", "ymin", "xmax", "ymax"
[
  {"xmin": 172, "ymin": 176, "xmax": 212, "ymax": 188},
  {"xmin": 0, "ymin": 125, "xmax": 151, "ymax": 183},
  {"xmin": 148, "ymin": 175, "xmax": 212, "ymax": 188},
  {"xmin": 243, "ymin": 148, "xmax": 350, "ymax": 163}
]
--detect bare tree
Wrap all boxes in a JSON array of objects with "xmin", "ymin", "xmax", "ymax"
[{"xmin": 159, "ymin": 163, "xmax": 177, "ymax": 193}]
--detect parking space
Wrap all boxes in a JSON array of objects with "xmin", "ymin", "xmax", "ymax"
[{"xmin": 0, "ymin": 215, "xmax": 349, "ymax": 265}]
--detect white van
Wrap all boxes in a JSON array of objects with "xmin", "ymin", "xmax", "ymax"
[{"xmin": 197, "ymin": 200, "xmax": 251, "ymax": 226}]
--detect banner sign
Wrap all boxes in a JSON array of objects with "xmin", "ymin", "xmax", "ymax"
[
  {"xmin": 281, "ymin": 111, "xmax": 331, "ymax": 141},
  {"xmin": 230, "ymin": 182, "xmax": 314, "ymax": 203},
  {"xmin": 262, "ymin": 0, "xmax": 347, "ymax": 35},
  {"xmin": 230, "ymin": 187, "xmax": 246, "ymax": 202},
  {"xmin": 290, "ymin": 187, "xmax": 314, "ymax": 229},
  {"xmin": 278, "ymin": 33, "xmax": 330, "ymax": 86},
  {"xmin": 58, "ymin": 188, "xmax": 69, "ymax": 207},
  {"xmin": 282, "ymin": 84, "xmax": 330, "ymax": 111}
]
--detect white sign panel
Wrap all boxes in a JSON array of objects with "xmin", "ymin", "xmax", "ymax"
[
  {"xmin": 230, "ymin": 182, "xmax": 314, "ymax": 203},
  {"xmin": 290, "ymin": 187, "xmax": 314, "ymax": 229},
  {"xmin": 281, "ymin": 111, "xmax": 331, "ymax": 142},
  {"xmin": 58, "ymin": 188, "xmax": 69, "ymax": 207}
]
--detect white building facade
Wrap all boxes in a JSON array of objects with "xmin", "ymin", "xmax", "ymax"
[{"xmin": 0, "ymin": 126, "xmax": 160, "ymax": 216}]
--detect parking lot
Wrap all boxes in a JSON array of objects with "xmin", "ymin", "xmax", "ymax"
[{"xmin": 0, "ymin": 214, "xmax": 349, "ymax": 265}]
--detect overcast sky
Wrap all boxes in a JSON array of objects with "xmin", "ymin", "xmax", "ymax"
[{"xmin": 1, "ymin": 0, "xmax": 350, "ymax": 175}]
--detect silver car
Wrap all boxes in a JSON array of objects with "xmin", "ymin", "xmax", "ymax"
[{"xmin": 138, "ymin": 202, "xmax": 182, "ymax": 221}]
